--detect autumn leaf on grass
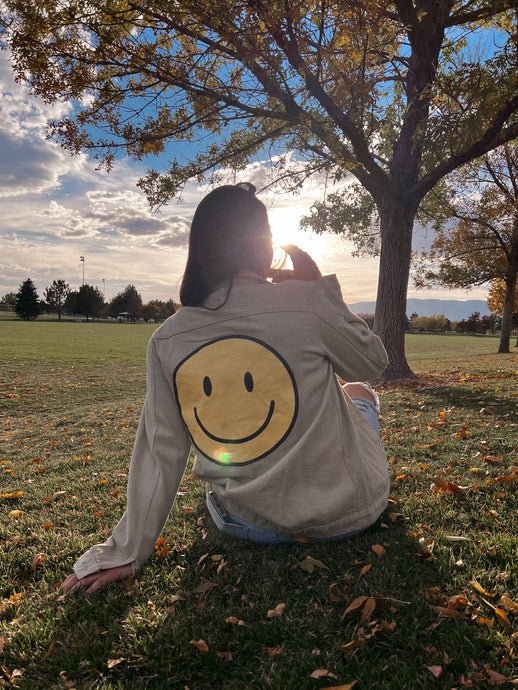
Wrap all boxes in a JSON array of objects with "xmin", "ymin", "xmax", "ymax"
[
  {"xmin": 470, "ymin": 581, "xmax": 496, "ymax": 597},
  {"xmin": 309, "ymin": 669, "xmax": 338, "ymax": 680},
  {"xmin": 479, "ymin": 665, "xmax": 510, "ymax": 686},
  {"xmin": 342, "ymin": 596, "xmax": 377, "ymax": 623},
  {"xmin": 30, "ymin": 553, "xmax": 46, "ymax": 572},
  {"xmin": 267, "ymin": 603, "xmax": 286, "ymax": 618},
  {"xmin": 225, "ymin": 616, "xmax": 245, "ymax": 626},
  {"xmin": 321, "ymin": 684, "xmax": 357, "ymax": 690},
  {"xmin": 298, "ymin": 556, "xmax": 329, "ymax": 573},
  {"xmin": 432, "ymin": 475, "xmax": 464, "ymax": 494},
  {"xmin": 500, "ymin": 594, "xmax": 518, "ymax": 615},
  {"xmin": 429, "ymin": 605, "xmax": 467, "ymax": 620},
  {"xmin": 341, "ymin": 639, "xmax": 367, "ymax": 654},
  {"xmin": 107, "ymin": 657, "xmax": 124, "ymax": 669},
  {"xmin": 190, "ymin": 639, "xmax": 209, "ymax": 653},
  {"xmin": 266, "ymin": 644, "xmax": 284, "ymax": 657},
  {"xmin": 427, "ymin": 666, "xmax": 443, "ymax": 679},
  {"xmin": 494, "ymin": 608, "xmax": 511, "ymax": 630},
  {"xmin": 0, "ymin": 668, "xmax": 23, "ymax": 684},
  {"xmin": 486, "ymin": 474, "xmax": 518, "ymax": 485},
  {"xmin": 215, "ymin": 651, "xmax": 233, "ymax": 661},
  {"xmin": 454, "ymin": 424, "xmax": 472, "ymax": 439},
  {"xmin": 1, "ymin": 490, "xmax": 23, "ymax": 499},
  {"xmin": 371, "ymin": 544, "xmax": 386, "ymax": 557},
  {"xmin": 194, "ymin": 581, "xmax": 217, "ymax": 594}
]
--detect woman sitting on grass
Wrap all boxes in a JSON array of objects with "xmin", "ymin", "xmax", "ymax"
[{"xmin": 63, "ymin": 183, "xmax": 389, "ymax": 594}]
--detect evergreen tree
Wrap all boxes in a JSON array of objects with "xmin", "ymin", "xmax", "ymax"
[{"xmin": 15, "ymin": 278, "xmax": 40, "ymax": 320}]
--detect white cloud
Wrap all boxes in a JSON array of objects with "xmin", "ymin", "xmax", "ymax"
[{"xmin": 0, "ymin": 52, "xmax": 88, "ymax": 197}]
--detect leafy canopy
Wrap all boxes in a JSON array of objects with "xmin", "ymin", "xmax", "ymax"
[
  {"xmin": 1, "ymin": 0, "xmax": 517, "ymax": 211},
  {"xmin": 417, "ymin": 144, "xmax": 518, "ymax": 290}
]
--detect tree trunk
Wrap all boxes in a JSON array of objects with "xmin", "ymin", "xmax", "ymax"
[
  {"xmin": 498, "ymin": 268, "xmax": 517, "ymax": 354},
  {"xmin": 373, "ymin": 199, "xmax": 417, "ymax": 380}
]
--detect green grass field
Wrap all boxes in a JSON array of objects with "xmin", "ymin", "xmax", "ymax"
[{"xmin": 1, "ymin": 318, "xmax": 517, "ymax": 689}]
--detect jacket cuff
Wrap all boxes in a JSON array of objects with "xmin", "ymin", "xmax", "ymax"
[{"xmin": 73, "ymin": 550, "xmax": 100, "ymax": 580}]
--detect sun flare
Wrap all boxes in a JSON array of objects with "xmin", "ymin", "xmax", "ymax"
[{"xmin": 268, "ymin": 207, "xmax": 328, "ymax": 264}]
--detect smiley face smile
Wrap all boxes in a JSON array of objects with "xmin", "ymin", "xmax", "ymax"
[{"xmin": 194, "ymin": 399, "xmax": 275, "ymax": 444}]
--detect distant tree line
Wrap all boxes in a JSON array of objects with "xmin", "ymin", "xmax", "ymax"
[
  {"xmin": 407, "ymin": 311, "xmax": 505, "ymax": 335},
  {"xmin": 1, "ymin": 279, "xmax": 179, "ymax": 322},
  {"xmin": 357, "ymin": 310, "xmax": 513, "ymax": 337}
]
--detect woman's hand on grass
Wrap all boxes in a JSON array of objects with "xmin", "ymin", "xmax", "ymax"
[
  {"xmin": 268, "ymin": 244, "xmax": 322, "ymax": 282},
  {"xmin": 62, "ymin": 564, "xmax": 133, "ymax": 594}
]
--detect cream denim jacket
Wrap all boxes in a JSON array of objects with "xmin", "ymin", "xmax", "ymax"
[{"xmin": 74, "ymin": 273, "xmax": 389, "ymax": 578}]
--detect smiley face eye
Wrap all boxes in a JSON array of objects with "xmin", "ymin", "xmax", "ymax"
[
  {"xmin": 203, "ymin": 376, "xmax": 212, "ymax": 397},
  {"xmin": 244, "ymin": 371, "xmax": 254, "ymax": 392}
]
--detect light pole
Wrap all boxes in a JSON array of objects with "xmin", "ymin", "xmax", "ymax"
[
  {"xmin": 102, "ymin": 278, "xmax": 105, "ymax": 297},
  {"xmin": 80, "ymin": 256, "xmax": 85, "ymax": 285}
]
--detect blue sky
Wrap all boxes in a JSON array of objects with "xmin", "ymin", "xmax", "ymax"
[{"xmin": 0, "ymin": 50, "xmax": 489, "ymax": 307}]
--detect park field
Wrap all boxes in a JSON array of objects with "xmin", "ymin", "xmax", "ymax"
[{"xmin": 1, "ymin": 318, "xmax": 517, "ymax": 689}]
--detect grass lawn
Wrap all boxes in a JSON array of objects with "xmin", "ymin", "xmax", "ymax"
[{"xmin": 1, "ymin": 319, "xmax": 517, "ymax": 689}]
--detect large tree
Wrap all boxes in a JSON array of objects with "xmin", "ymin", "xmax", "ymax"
[
  {"xmin": 44, "ymin": 279, "xmax": 71, "ymax": 321},
  {"xmin": 2, "ymin": 1, "xmax": 517, "ymax": 377},
  {"xmin": 109, "ymin": 284, "xmax": 143, "ymax": 320},
  {"xmin": 15, "ymin": 278, "xmax": 40, "ymax": 320},
  {"xmin": 67, "ymin": 284, "xmax": 105, "ymax": 321},
  {"xmin": 487, "ymin": 278, "xmax": 518, "ymax": 347},
  {"xmin": 417, "ymin": 144, "xmax": 518, "ymax": 354}
]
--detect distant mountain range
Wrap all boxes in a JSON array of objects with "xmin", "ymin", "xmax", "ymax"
[{"xmin": 350, "ymin": 298, "xmax": 489, "ymax": 322}]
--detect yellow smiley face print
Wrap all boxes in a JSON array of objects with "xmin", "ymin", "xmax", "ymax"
[{"xmin": 173, "ymin": 336, "xmax": 298, "ymax": 465}]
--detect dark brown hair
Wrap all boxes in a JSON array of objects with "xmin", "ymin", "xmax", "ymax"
[{"xmin": 179, "ymin": 183, "xmax": 269, "ymax": 307}]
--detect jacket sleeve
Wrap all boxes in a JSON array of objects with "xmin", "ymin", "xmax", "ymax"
[
  {"xmin": 313, "ymin": 275, "xmax": 389, "ymax": 382},
  {"xmin": 73, "ymin": 337, "xmax": 191, "ymax": 579}
]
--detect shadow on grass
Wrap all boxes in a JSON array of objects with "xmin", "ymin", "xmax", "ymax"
[
  {"xmin": 7, "ymin": 502, "xmax": 509, "ymax": 690},
  {"xmin": 419, "ymin": 384, "xmax": 517, "ymax": 419}
]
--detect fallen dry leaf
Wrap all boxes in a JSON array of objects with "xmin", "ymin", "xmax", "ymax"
[
  {"xmin": 500, "ymin": 594, "xmax": 518, "ymax": 614},
  {"xmin": 481, "ymin": 665, "xmax": 509, "ymax": 685},
  {"xmin": 372, "ymin": 544, "xmax": 386, "ymax": 557},
  {"xmin": 342, "ymin": 596, "xmax": 368, "ymax": 617},
  {"xmin": 190, "ymin": 639, "xmax": 209, "ymax": 653},
  {"xmin": 267, "ymin": 603, "xmax": 286, "ymax": 618},
  {"xmin": 215, "ymin": 651, "xmax": 233, "ymax": 661},
  {"xmin": 107, "ymin": 657, "xmax": 124, "ymax": 669},
  {"xmin": 321, "ymin": 684, "xmax": 357, "ymax": 690},
  {"xmin": 194, "ymin": 581, "xmax": 217, "ymax": 594},
  {"xmin": 427, "ymin": 665, "xmax": 443, "ymax": 678},
  {"xmin": 429, "ymin": 605, "xmax": 467, "ymax": 619},
  {"xmin": 471, "ymin": 581, "xmax": 496, "ymax": 597},
  {"xmin": 299, "ymin": 556, "xmax": 329, "ymax": 573},
  {"xmin": 361, "ymin": 597, "xmax": 376, "ymax": 623},
  {"xmin": 341, "ymin": 639, "xmax": 367, "ymax": 654},
  {"xmin": 30, "ymin": 553, "xmax": 46, "ymax": 572},
  {"xmin": 309, "ymin": 669, "xmax": 338, "ymax": 679},
  {"xmin": 225, "ymin": 616, "xmax": 245, "ymax": 626},
  {"xmin": 494, "ymin": 608, "xmax": 511, "ymax": 629},
  {"xmin": 266, "ymin": 644, "xmax": 284, "ymax": 657}
]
